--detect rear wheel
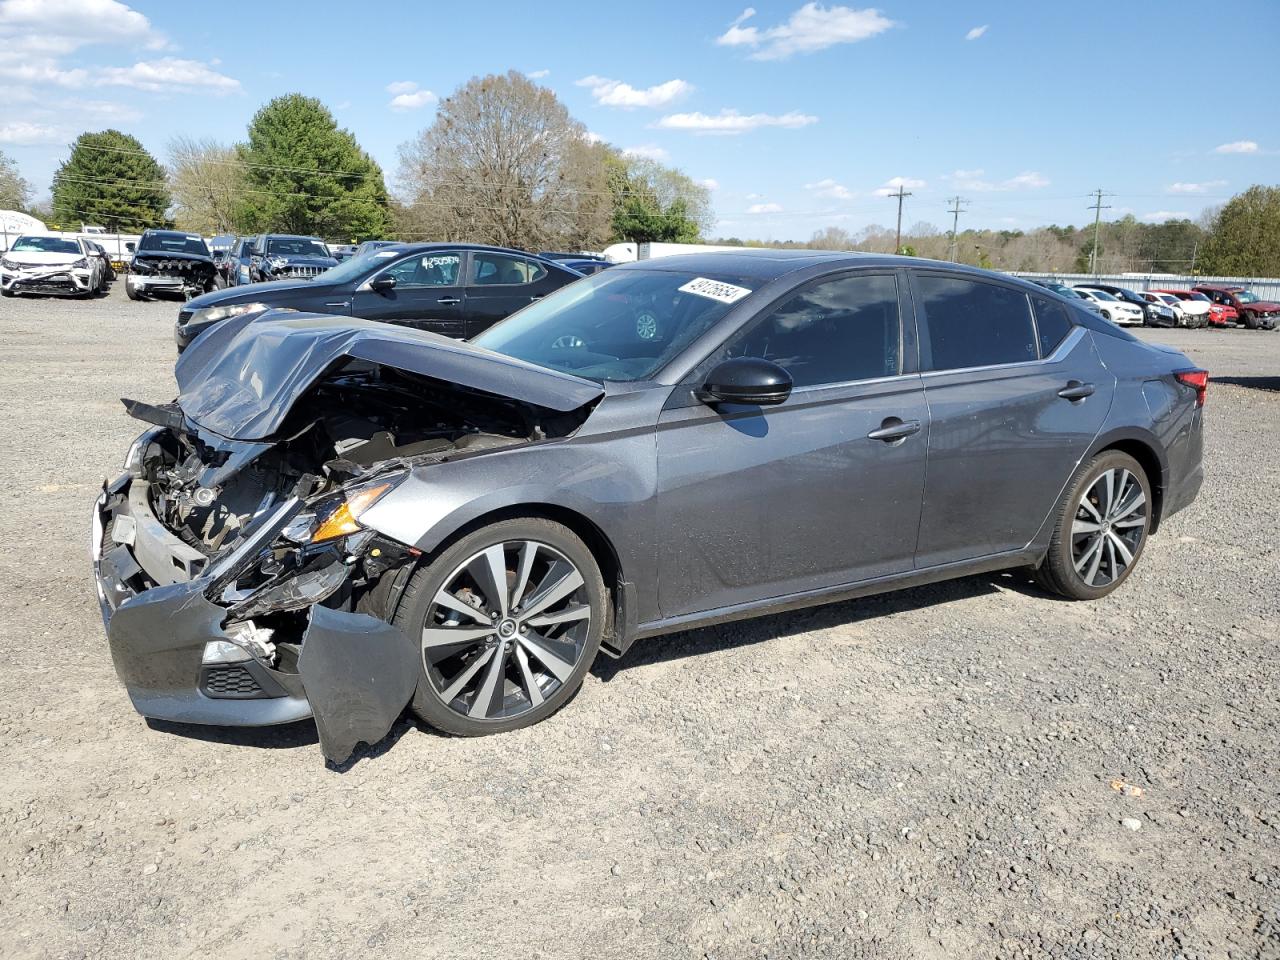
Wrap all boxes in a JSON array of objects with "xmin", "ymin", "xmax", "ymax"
[
  {"xmin": 396, "ymin": 517, "xmax": 606, "ymax": 736},
  {"xmin": 1035, "ymin": 451, "xmax": 1151, "ymax": 600}
]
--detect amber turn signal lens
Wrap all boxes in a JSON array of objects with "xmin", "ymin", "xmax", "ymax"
[{"xmin": 310, "ymin": 483, "xmax": 391, "ymax": 543}]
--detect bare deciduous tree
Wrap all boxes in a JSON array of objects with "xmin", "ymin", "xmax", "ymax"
[
  {"xmin": 396, "ymin": 71, "xmax": 612, "ymax": 251},
  {"xmin": 168, "ymin": 136, "xmax": 245, "ymax": 234}
]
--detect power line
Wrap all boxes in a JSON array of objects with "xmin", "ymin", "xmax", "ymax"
[
  {"xmin": 1087, "ymin": 188, "xmax": 1114, "ymax": 276},
  {"xmin": 887, "ymin": 185, "xmax": 912, "ymax": 253},
  {"xmin": 946, "ymin": 195, "xmax": 969, "ymax": 262}
]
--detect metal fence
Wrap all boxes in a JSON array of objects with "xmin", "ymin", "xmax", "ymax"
[{"xmin": 1009, "ymin": 272, "xmax": 1280, "ymax": 300}]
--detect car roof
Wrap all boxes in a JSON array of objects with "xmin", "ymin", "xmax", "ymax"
[
  {"xmin": 143, "ymin": 229, "xmax": 199, "ymax": 238},
  {"xmin": 606, "ymin": 249, "xmax": 1028, "ymax": 284}
]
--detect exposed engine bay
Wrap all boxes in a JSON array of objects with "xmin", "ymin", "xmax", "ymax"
[{"xmin": 128, "ymin": 360, "xmax": 572, "ymax": 557}]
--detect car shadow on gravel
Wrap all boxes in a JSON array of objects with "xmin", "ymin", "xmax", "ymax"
[
  {"xmin": 1213, "ymin": 375, "xmax": 1280, "ymax": 393},
  {"xmin": 593, "ymin": 568, "xmax": 1053, "ymax": 681}
]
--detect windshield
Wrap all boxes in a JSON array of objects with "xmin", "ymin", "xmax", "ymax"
[
  {"xmin": 266, "ymin": 237, "xmax": 330, "ymax": 258},
  {"xmin": 1159, "ymin": 295, "xmax": 1179, "ymax": 305},
  {"xmin": 311, "ymin": 248, "xmax": 402, "ymax": 284},
  {"xmin": 474, "ymin": 268, "xmax": 753, "ymax": 382},
  {"xmin": 1089, "ymin": 290, "xmax": 1118, "ymax": 301},
  {"xmin": 1188, "ymin": 292, "xmax": 1210, "ymax": 302},
  {"xmin": 140, "ymin": 233, "xmax": 210, "ymax": 256},
  {"xmin": 10, "ymin": 236, "xmax": 79, "ymax": 254},
  {"xmin": 1235, "ymin": 291, "xmax": 1259, "ymax": 304}
]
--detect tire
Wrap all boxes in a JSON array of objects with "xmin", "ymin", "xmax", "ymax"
[
  {"xmin": 125, "ymin": 282, "xmax": 142, "ymax": 301},
  {"xmin": 395, "ymin": 517, "xmax": 606, "ymax": 736},
  {"xmin": 1034, "ymin": 450, "xmax": 1151, "ymax": 601},
  {"xmin": 1101, "ymin": 310, "xmax": 1112, "ymax": 322},
  {"xmin": 1243, "ymin": 312, "xmax": 1259, "ymax": 330}
]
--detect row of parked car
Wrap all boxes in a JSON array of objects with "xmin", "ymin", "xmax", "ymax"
[{"xmin": 1031, "ymin": 279, "xmax": 1279, "ymax": 331}]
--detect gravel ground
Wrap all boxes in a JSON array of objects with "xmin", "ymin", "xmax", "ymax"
[{"xmin": 1, "ymin": 286, "xmax": 1278, "ymax": 960}]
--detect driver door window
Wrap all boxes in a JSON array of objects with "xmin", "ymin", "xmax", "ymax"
[
  {"xmin": 383, "ymin": 253, "xmax": 461, "ymax": 288},
  {"xmin": 728, "ymin": 273, "xmax": 901, "ymax": 388}
]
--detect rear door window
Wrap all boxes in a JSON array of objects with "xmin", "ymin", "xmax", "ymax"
[
  {"xmin": 916, "ymin": 274, "xmax": 1037, "ymax": 370},
  {"xmin": 470, "ymin": 253, "xmax": 547, "ymax": 286}
]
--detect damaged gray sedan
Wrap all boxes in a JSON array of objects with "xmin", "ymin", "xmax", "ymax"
[{"xmin": 94, "ymin": 252, "xmax": 1205, "ymax": 762}]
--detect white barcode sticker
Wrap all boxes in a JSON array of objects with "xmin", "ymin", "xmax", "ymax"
[{"xmin": 678, "ymin": 277, "xmax": 752, "ymax": 304}]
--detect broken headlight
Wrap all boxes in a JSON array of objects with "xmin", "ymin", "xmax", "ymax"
[
  {"xmin": 282, "ymin": 475, "xmax": 404, "ymax": 545},
  {"xmin": 186, "ymin": 301, "xmax": 271, "ymax": 327},
  {"xmin": 1, "ymin": 257, "xmax": 23, "ymax": 271}
]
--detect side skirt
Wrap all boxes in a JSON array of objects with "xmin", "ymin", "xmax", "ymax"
[{"xmin": 624, "ymin": 547, "xmax": 1042, "ymax": 649}]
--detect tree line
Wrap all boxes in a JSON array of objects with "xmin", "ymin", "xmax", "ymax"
[
  {"xmin": 717, "ymin": 186, "xmax": 1280, "ymax": 278},
  {"xmin": 5, "ymin": 72, "xmax": 711, "ymax": 251},
  {"xmin": 1, "ymin": 67, "xmax": 1277, "ymax": 273}
]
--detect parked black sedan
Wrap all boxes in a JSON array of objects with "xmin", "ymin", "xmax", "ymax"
[{"xmin": 175, "ymin": 243, "xmax": 584, "ymax": 351}]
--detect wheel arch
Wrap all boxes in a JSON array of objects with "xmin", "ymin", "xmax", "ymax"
[
  {"xmin": 1088, "ymin": 429, "xmax": 1167, "ymax": 533},
  {"xmin": 389, "ymin": 502, "xmax": 636, "ymax": 658}
]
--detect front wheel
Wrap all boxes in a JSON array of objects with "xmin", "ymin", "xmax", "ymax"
[
  {"xmin": 395, "ymin": 517, "xmax": 606, "ymax": 736},
  {"xmin": 1035, "ymin": 451, "xmax": 1151, "ymax": 600}
]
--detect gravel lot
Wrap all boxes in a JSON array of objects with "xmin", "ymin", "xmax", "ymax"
[{"xmin": 2, "ymin": 285, "xmax": 1278, "ymax": 960}]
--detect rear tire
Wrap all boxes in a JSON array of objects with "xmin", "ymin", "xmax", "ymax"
[
  {"xmin": 396, "ymin": 517, "xmax": 606, "ymax": 737},
  {"xmin": 1243, "ymin": 312, "xmax": 1258, "ymax": 330},
  {"xmin": 1035, "ymin": 451, "xmax": 1151, "ymax": 600}
]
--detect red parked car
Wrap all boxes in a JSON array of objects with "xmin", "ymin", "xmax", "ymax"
[
  {"xmin": 1152, "ymin": 289, "xmax": 1235, "ymax": 327},
  {"xmin": 1192, "ymin": 284, "xmax": 1280, "ymax": 330}
]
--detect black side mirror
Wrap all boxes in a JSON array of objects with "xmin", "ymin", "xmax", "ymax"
[
  {"xmin": 369, "ymin": 275, "xmax": 397, "ymax": 293},
  {"xmin": 696, "ymin": 357, "xmax": 792, "ymax": 407}
]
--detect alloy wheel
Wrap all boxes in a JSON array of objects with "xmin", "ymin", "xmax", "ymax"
[
  {"xmin": 1070, "ymin": 468, "xmax": 1147, "ymax": 588},
  {"xmin": 421, "ymin": 540, "xmax": 592, "ymax": 721}
]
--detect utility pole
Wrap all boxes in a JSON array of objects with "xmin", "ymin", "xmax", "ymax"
[
  {"xmin": 1087, "ymin": 188, "xmax": 1112, "ymax": 276},
  {"xmin": 1190, "ymin": 240, "xmax": 1199, "ymax": 276},
  {"xmin": 889, "ymin": 185, "xmax": 912, "ymax": 254},
  {"xmin": 946, "ymin": 195, "xmax": 968, "ymax": 262}
]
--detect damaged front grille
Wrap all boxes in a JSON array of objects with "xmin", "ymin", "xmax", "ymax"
[{"xmin": 275, "ymin": 265, "xmax": 325, "ymax": 279}]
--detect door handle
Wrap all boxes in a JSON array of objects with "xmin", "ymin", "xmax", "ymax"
[
  {"xmin": 1057, "ymin": 381, "xmax": 1095, "ymax": 401},
  {"xmin": 530, "ymin": 295, "xmax": 544, "ymax": 302},
  {"xmin": 867, "ymin": 417, "xmax": 922, "ymax": 442},
  {"xmin": 436, "ymin": 297, "xmax": 461, "ymax": 305}
]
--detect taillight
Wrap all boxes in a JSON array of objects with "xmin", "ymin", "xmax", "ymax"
[{"xmin": 1175, "ymin": 369, "xmax": 1209, "ymax": 407}]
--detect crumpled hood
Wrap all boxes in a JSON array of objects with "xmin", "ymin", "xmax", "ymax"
[
  {"xmin": 133, "ymin": 250, "xmax": 213, "ymax": 265},
  {"xmin": 174, "ymin": 311, "xmax": 605, "ymax": 441}
]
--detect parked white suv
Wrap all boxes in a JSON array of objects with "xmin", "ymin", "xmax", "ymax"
[
  {"xmin": 0, "ymin": 234, "xmax": 105, "ymax": 298},
  {"xmin": 1072, "ymin": 287, "xmax": 1144, "ymax": 326}
]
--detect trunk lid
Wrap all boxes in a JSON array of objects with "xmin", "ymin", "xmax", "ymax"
[{"xmin": 174, "ymin": 311, "xmax": 605, "ymax": 441}]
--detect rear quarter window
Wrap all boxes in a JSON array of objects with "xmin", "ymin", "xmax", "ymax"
[{"xmin": 1030, "ymin": 295, "xmax": 1075, "ymax": 357}]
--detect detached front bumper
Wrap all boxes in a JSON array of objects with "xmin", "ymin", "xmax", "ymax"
[
  {"xmin": 2, "ymin": 267, "xmax": 93, "ymax": 296},
  {"xmin": 92, "ymin": 471, "xmax": 417, "ymax": 762}
]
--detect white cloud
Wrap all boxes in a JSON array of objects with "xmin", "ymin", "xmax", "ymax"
[
  {"xmin": 576, "ymin": 75, "xmax": 692, "ymax": 109},
  {"xmin": 97, "ymin": 58, "xmax": 240, "ymax": 93},
  {"xmin": 526, "ymin": 69, "xmax": 551, "ymax": 79},
  {"xmin": 0, "ymin": 58, "xmax": 88, "ymax": 86},
  {"xmin": 0, "ymin": 0, "xmax": 168, "ymax": 55},
  {"xmin": 873, "ymin": 175, "xmax": 926, "ymax": 196},
  {"xmin": 748, "ymin": 202, "xmax": 783, "ymax": 214},
  {"xmin": 0, "ymin": 120, "xmax": 63, "ymax": 144},
  {"xmin": 387, "ymin": 81, "xmax": 437, "ymax": 111},
  {"xmin": 804, "ymin": 177, "xmax": 854, "ymax": 200},
  {"xmin": 943, "ymin": 169, "xmax": 1048, "ymax": 191},
  {"xmin": 1141, "ymin": 211, "xmax": 1191, "ymax": 222},
  {"xmin": 1213, "ymin": 140, "xmax": 1258, "ymax": 154},
  {"xmin": 745, "ymin": 192, "xmax": 763, "ymax": 200},
  {"xmin": 582, "ymin": 131, "xmax": 606, "ymax": 144},
  {"xmin": 698, "ymin": 178, "xmax": 719, "ymax": 191},
  {"xmin": 716, "ymin": 3, "xmax": 896, "ymax": 60},
  {"xmin": 964, "ymin": 24, "xmax": 988, "ymax": 40},
  {"xmin": 1168, "ymin": 180, "xmax": 1227, "ymax": 194},
  {"xmin": 622, "ymin": 144, "xmax": 670, "ymax": 162},
  {"xmin": 656, "ymin": 109, "xmax": 818, "ymax": 135}
]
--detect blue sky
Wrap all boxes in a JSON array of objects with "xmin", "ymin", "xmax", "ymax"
[{"xmin": 1, "ymin": 0, "xmax": 1277, "ymax": 240}]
